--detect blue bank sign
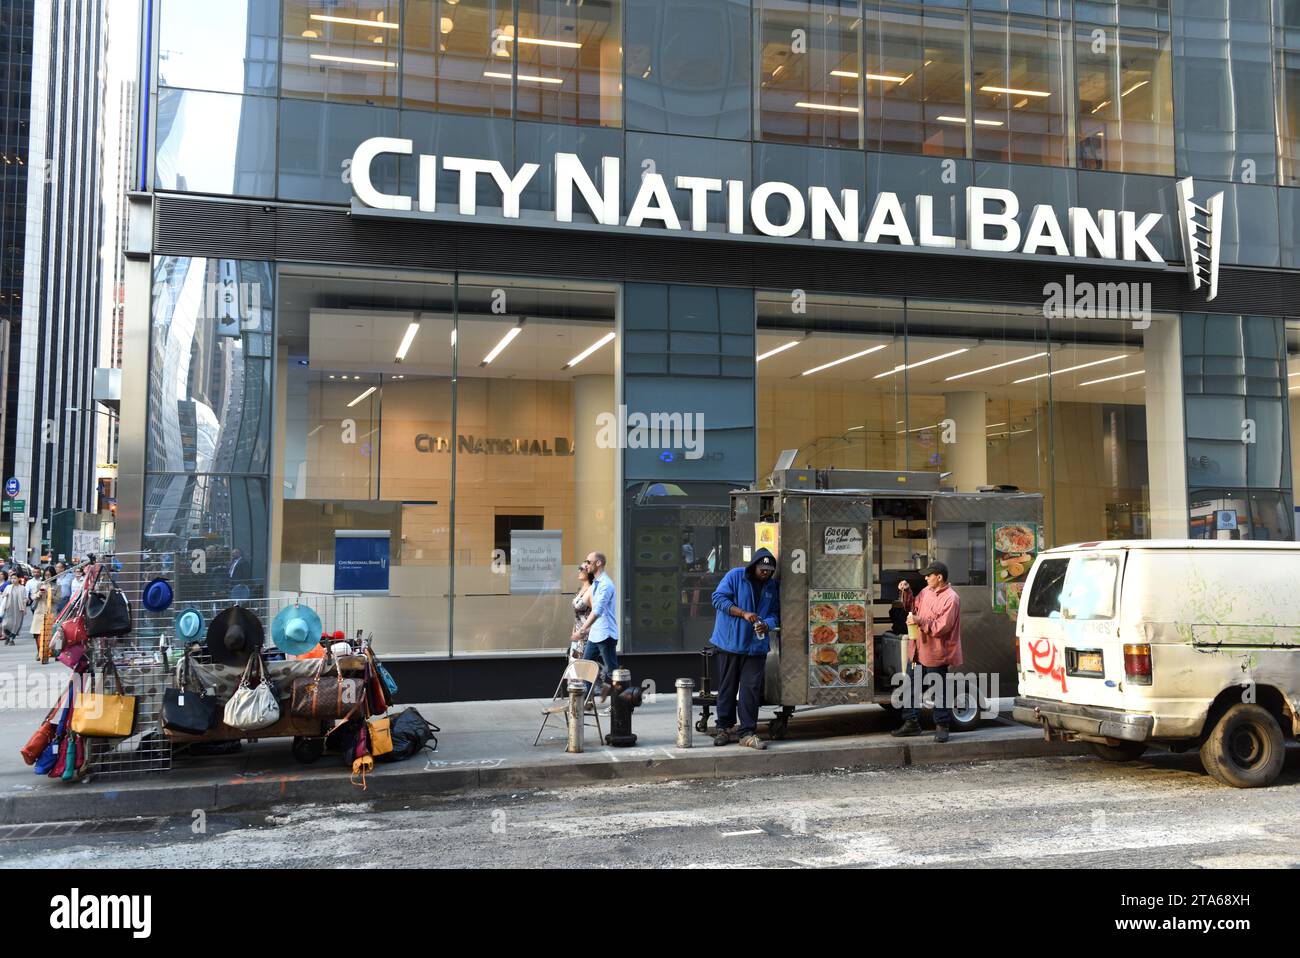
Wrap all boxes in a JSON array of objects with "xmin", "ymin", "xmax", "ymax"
[{"xmin": 334, "ymin": 530, "xmax": 391, "ymax": 594}]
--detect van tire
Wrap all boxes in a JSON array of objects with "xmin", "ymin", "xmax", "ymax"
[
  {"xmin": 1089, "ymin": 741, "xmax": 1147, "ymax": 762},
  {"xmin": 948, "ymin": 691, "xmax": 983, "ymax": 732},
  {"xmin": 1199, "ymin": 704, "xmax": 1285, "ymax": 788}
]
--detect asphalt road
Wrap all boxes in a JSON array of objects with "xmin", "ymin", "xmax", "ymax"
[{"xmin": 4, "ymin": 748, "xmax": 1300, "ymax": 868}]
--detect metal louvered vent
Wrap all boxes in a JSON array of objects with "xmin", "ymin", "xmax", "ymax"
[{"xmin": 152, "ymin": 196, "xmax": 1300, "ymax": 315}]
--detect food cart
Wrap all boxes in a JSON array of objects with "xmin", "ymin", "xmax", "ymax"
[{"xmin": 728, "ymin": 467, "xmax": 1044, "ymax": 738}]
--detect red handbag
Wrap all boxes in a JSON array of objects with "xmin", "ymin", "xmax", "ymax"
[
  {"xmin": 61, "ymin": 615, "xmax": 88, "ymax": 648},
  {"xmin": 20, "ymin": 722, "xmax": 56, "ymax": 765}
]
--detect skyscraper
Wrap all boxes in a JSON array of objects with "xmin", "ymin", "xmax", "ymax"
[{"xmin": 9, "ymin": 0, "xmax": 107, "ymax": 561}]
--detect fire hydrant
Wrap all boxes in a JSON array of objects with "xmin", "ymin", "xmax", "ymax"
[{"xmin": 604, "ymin": 668, "xmax": 644, "ymax": 747}]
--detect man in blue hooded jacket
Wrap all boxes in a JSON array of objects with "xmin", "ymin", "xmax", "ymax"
[{"xmin": 709, "ymin": 547, "xmax": 780, "ymax": 749}]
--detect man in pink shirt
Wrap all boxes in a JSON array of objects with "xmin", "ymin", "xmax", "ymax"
[{"xmin": 891, "ymin": 561, "xmax": 962, "ymax": 742}]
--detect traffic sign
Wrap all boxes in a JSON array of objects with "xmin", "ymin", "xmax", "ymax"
[{"xmin": 3, "ymin": 478, "xmax": 18, "ymax": 498}]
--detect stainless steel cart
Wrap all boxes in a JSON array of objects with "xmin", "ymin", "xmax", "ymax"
[{"xmin": 729, "ymin": 468, "xmax": 1043, "ymax": 738}]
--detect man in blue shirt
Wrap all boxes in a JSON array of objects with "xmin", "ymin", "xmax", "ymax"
[
  {"xmin": 576, "ymin": 551, "xmax": 618, "ymax": 706},
  {"xmin": 709, "ymin": 548, "xmax": 780, "ymax": 749}
]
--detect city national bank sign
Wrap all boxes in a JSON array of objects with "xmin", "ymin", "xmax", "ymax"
[{"xmin": 349, "ymin": 137, "xmax": 1223, "ymax": 301}]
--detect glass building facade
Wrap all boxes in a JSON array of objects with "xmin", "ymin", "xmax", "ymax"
[{"xmin": 126, "ymin": 0, "xmax": 1300, "ymax": 675}]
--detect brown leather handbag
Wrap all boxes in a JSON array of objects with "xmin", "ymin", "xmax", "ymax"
[{"xmin": 290, "ymin": 655, "xmax": 364, "ymax": 719}]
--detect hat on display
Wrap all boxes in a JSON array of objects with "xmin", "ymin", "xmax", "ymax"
[
  {"xmin": 271, "ymin": 602, "xmax": 323, "ymax": 656},
  {"xmin": 142, "ymin": 577, "xmax": 174, "ymax": 612},
  {"xmin": 174, "ymin": 607, "xmax": 205, "ymax": 643},
  {"xmin": 205, "ymin": 605, "xmax": 265, "ymax": 666}
]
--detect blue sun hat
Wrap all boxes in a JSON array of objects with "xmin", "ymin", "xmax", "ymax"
[
  {"xmin": 142, "ymin": 577, "xmax": 174, "ymax": 612},
  {"xmin": 272, "ymin": 602, "xmax": 323, "ymax": 656},
  {"xmin": 174, "ymin": 607, "xmax": 204, "ymax": 643}
]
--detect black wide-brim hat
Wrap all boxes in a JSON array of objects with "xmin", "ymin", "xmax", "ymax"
[{"xmin": 205, "ymin": 605, "xmax": 266, "ymax": 666}]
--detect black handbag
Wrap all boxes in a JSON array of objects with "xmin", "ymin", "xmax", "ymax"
[
  {"xmin": 85, "ymin": 584, "xmax": 132, "ymax": 638},
  {"xmin": 162, "ymin": 655, "xmax": 220, "ymax": 736}
]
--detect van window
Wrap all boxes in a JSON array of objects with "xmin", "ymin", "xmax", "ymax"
[
  {"xmin": 1026, "ymin": 558, "xmax": 1069, "ymax": 617},
  {"xmin": 1060, "ymin": 556, "xmax": 1121, "ymax": 620}
]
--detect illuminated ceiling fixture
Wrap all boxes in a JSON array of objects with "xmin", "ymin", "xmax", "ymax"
[
  {"xmin": 395, "ymin": 321, "xmax": 420, "ymax": 363},
  {"xmin": 772, "ymin": 64, "xmax": 786, "ymax": 79},
  {"xmin": 310, "ymin": 14, "xmax": 400, "ymax": 29},
  {"xmin": 1013, "ymin": 354, "xmax": 1127, "ymax": 384},
  {"xmin": 301, "ymin": 28, "xmax": 320, "ymax": 38},
  {"xmin": 757, "ymin": 340, "xmax": 802, "ymax": 362},
  {"xmin": 1121, "ymin": 79, "xmax": 1149, "ymax": 97},
  {"xmin": 483, "ymin": 70, "xmax": 564, "ymax": 84},
  {"xmin": 503, "ymin": 35, "xmax": 583, "ymax": 49},
  {"xmin": 311, "ymin": 54, "xmax": 397, "ymax": 67},
  {"xmin": 801, "ymin": 343, "xmax": 888, "ymax": 377},
  {"xmin": 796, "ymin": 101, "xmax": 861, "ymax": 113},
  {"xmin": 441, "ymin": 16, "xmax": 454, "ymax": 33},
  {"xmin": 372, "ymin": 35, "xmax": 385, "ymax": 43},
  {"xmin": 1079, "ymin": 369, "xmax": 1145, "ymax": 387},
  {"xmin": 944, "ymin": 351, "xmax": 1049, "ymax": 382},
  {"xmin": 1091, "ymin": 99, "xmax": 1111, "ymax": 114},
  {"xmin": 831, "ymin": 69, "xmax": 908, "ymax": 82},
  {"xmin": 873, "ymin": 348, "xmax": 969, "ymax": 379},
  {"xmin": 564, "ymin": 331, "xmax": 616, "ymax": 369},
  {"xmin": 481, "ymin": 320, "xmax": 525, "ymax": 366},
  {"xmin": 980, "ymin": 85, "xmax": 1050, "ymax": 97},
  {"xmin": 347, "ymin": 386, "xmax": 377, "ymax": 408}
]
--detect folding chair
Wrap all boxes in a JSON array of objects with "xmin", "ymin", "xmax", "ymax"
[{"xmin": 533, "ymin": 659, "xmax": 604, "ymax": 746}]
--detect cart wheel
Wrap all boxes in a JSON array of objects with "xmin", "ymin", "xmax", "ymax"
[
  {"xmin": 768, "ymin": 714, "xmax": 789, "ymax": 740},
  {"xmin": 695, "ymin": 718, "xmax": 708, "ymax": 734},
  {"xmin": 292, "ymin": 736, "xmax": 325, "ymax": 764}
]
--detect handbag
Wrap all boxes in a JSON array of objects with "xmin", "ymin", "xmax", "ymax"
[
  {"xmin": 223, "ymin": 653, "xmax": 280, "ymax": 731},
  {"xmin": 57, "ymin": 640, "xmax": 89, "ymax": 674},
  {"xmin": 20, "ymin": 689, "xmax": 66, "ymax": 765},
  {"xmin": 291, "ymin": 655, "xmax": 364, "ymax": 720},
  {"xmin": 162, "ymin": 654, "xmax": 221, "ymax": 736},
  {"xmin": 60, "ymin": 615, "xmax": 87, "ymax": 648},
  {"xmin": 35, "ymin": 683, "xmax": 75, "ymax": 775},
  {"xmin": 365, "ymin": 647, "xmax": 398, "ymax": 698},
  {"xmin": 85, "ymin": 581, "xmax": 132, "ymax": 638},
  {"xmin": 71, "ymin": 658, "xmax": 136, "ymax": 738},
  {"xmin": 366, "ymin": 715, "xmax": 393, "ymax": 757}
]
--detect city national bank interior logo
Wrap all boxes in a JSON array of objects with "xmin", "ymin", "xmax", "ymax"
[
  {"xmin": 50, "ymin": 889, "xmax": 151, "ymax": 938},
  {"xmin": 1175, "ymin": 177, "xmax": 1224, "ymax": 302}
]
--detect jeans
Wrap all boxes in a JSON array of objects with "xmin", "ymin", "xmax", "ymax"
[
  {"xmin": 902, "ymin": 661, "xmax": 952, "ymax": 726},
  {"xmin": 581, "ymin": 638, "xmax": 618, "ymax": 695},
  {"xmin": 715, "ymin": 649, "xmax": 765, "ymax": 736}
]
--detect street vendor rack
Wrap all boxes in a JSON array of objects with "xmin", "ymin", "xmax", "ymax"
[{"xmin": 729, "ymin": 467, "xmax": 1043, "ymax": 739}]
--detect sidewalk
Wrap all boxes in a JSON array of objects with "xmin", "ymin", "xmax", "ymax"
[{"xmin": 0, "ymin": 643, "xmax": 1084, "ymax": 825}]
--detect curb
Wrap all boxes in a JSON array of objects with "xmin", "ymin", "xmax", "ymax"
[{"xmin": 0, "ymin": 733, "xmax": 1087, "ymax": 825}]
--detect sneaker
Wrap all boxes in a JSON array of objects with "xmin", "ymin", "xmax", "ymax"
[
  {"xmin": 890, "ymin": 719, "xmax": 923, "ymax": 738},
  {"xmin": 713, "ymin": 725, "xmax": 739, "ymax": 746},
  {"xmin": 738, "ymin": 733, "xmax": 767, "ymax": 750},
  {"xmin": 934, "ymin": 724, "xmax": 950, "ymax": 743}
]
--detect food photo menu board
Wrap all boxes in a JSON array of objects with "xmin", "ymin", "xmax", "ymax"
[
  {"xmin": 992, "ymin": 522, "xmax": 1042, "ymax": 616},
  {"xmin": 808, "ymin": 590, "xmax": 870, "ymax": 689}
]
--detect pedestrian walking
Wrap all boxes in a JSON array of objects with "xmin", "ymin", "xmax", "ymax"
[
  {"xmin": 892, "ymin": 560, "xmax": 963, "ymax": 743},
  {"xmin": 575, "ymin": 551, "xmax": 617, "ymax": 709},
  {"xmin": 28, "ymin": 567, "xmax": 55, "ymax": 663},
  {"xmin": 708, "ymin": 548, "xmax": 780, "ymax": 750},
  {"xmin": 570, "ymin": 560, "xmax": 596, "ymax": 660},
  {"xmin": 1, "ymin": 572, "xmax": 26, "ymax": 645}
]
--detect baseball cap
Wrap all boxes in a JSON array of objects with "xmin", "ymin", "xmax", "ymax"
[
  {"xmin": 755, "ymin": 554, "xmax": 776, "ymax": 569},
  {"xmin": 922, "ymin": 560, "xmax": 949, "ymax": 579}
]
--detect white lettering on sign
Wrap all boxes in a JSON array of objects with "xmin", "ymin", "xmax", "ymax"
[
  {"xmin": 823, "ymin": 526, "xmax": 863, "ymax": 556},
  {"xmin": 348, "ymin": 141, "xmax": 1184, "ymax": 275}
]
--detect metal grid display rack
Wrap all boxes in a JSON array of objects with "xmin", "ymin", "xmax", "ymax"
[{"xmin": 75, "ymin": 552, "xmax": 355, "ymax": 781}]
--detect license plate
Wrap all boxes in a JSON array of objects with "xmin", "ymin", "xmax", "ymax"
[{"xmin": 1076, "ymin": 651, "xmax": 1104, "ymax": 674}]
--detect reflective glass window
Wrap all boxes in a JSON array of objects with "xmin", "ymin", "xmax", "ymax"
[
  {"xmin": 758, "ymin": 0, "xmax": 864, "ymax": 149},
  {"xmin": 282, "ymin": 0, "xmax": 402, "ymax": 106},
  {"xmin": 402, "ymin": 0, "xmax": 513, "ymax": 116},
  {"xmin": 1075, "ymin": 25, "xmax": 1174, "ymax": 175},
  {"xmin": 1278, "ymin": 49, "xmax": 1300, "ymax": 185},
  {"xmin": 154, "ymin": 90, "xmax": 277, "ymax": 197},
  {"xmin": 277, "ymin": 99, "xmax": 400, "ymax": 203},
  {"xmin": 157, "ymin": 0, "xmax": 279, "ymax": 96},
  {"xmin": 624, "ymin": 0, "xmax": 752, "ymax": 140},
  {"xmin": 970, "ymin": 14, "xmax": 1068, "ymax": 166},
  {"xmin": 864, "ymin": 3, "xmax": 967, "ymax": 157},
  {"xmin": 512, "ymin": 0, "xmax": 623, "ymax": 127}
]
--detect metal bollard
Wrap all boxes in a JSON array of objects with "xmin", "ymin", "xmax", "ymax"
[
  {"xmin": 566, "ymin": 680, "xmax": 584, "ymax": 753},
  {"xmin": 676, "ymin": 678, "xmax": 694, "ymax": 748}
]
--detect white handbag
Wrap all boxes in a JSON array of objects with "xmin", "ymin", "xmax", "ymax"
[{"xmin": 223, "ymin": 654, "xmax": 280, "ymax": 731}]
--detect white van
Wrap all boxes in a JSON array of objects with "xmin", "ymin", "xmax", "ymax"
[{"xmin": 1013, "ymin": 540, "xmax": 1300, "ymax": 788}]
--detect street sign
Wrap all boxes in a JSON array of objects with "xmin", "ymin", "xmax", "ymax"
[
  {"xmin": 2, "ymin": 499, "xmax": 25, "ymax": 513},
  {"xmin": 3, "ymin": 478, "xmax": 18, "ymax": 498}
]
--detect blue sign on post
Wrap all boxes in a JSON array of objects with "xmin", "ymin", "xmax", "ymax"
[
  {"xmin": 4, "ymin": 478, "xmax": 18, "ymax": 498},
  {"xmin": 333, "ymin": 530, "xmax": 391, "ymax": 593}
]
